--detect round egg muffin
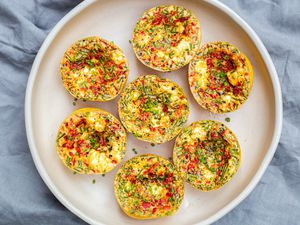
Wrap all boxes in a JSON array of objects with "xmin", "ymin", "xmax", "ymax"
[
  {"xmin": 60, "ymin": 36, "xmax": 129, "ymax": 101},
  {"xmin": 114, "ymin": 154, "xmax": 184, "ymax": 219},
  {"xmin": 188, "ymin": 42, "xmax": 253, "ymax": 113},
  {"xmin": 118, "ymin": 75, "xmax": 189, "ymax": 143},
  {"xmin": 56, "ymin": 108, "xmax": 126, "ymax": 174},
  {"xmin": 132, "ymin": 5, "xmax": 201, "ymax": 72},
  {"xmin": 173, "ymin": 120, "xmax": 241, "ymax": 191}
]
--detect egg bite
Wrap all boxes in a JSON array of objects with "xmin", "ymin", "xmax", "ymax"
[
  {"xmin": 114, "ymin": 154, "xmax": 184, "ymax": 219},
  {"xmin": 118, "ymin": 75, "xmax": 189, "ymax": 143},
  {"xmin": 132, "ymin": 5, "xmax": 201, "ymax": 72},
  {"xmin": 173, "ymin": 120, "xmax": 241, "ymax": 191},
  {"xmin": 56, "ymin": 108, "xmax": 126, "ymax": 174},
  {"xmin": 60, "ymin": 36, "xmax": 129, "ymax": 101},
  {"xmin": 188, "ymin": 42, "xmax": 253, "ymax": 113}
]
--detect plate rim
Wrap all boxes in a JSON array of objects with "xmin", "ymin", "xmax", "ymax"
[{"xmin": 25, "ymin": 0, "xmax": 283, "ymax": 224}]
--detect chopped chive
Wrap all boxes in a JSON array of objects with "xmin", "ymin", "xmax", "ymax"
[
  {"xmin": 150, "ymin": 143, "xmax": 155, "ymax": 147},
  {"xmin": 129, "ymin": 40, "xmax": 132, "ymax": 44},
  {"xmin": 57, "ymin": 133, "xmax": 66, "ymax": 140},
  {"xmin": 132, "ymin": 148, "xmax": 138, "ymax": 154},
  {"xmin": 73, "ymin": 171, "xmax": 77, "ymax": 175},
  {"xmin": 92, "ymin": 179, "xmax": 96, "ymax": 184},
  {"xmin": 225, "ymin": 117, "xmax": 231, "ymax": 122},
  {"xmin": 102, "ymin": 174, "xmax": 105, "ymax": 177},
  {"xmin": 74, "ymin": 98, "xmax": 78, "ymax": 101},
  {"xmin": 72, "ymin": 102, "xmax": 76, "ymax": 106}
]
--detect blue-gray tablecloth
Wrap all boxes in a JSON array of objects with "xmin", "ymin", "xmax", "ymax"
[{"xmin": 0, "ymin": 0, "xmax": 299, "ymax": 224}]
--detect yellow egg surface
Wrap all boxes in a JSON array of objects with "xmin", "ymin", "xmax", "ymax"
[
  {"xmin": 60, "ymin": 36, "xmax": 129, "ymax": 101},
  {"xmin": 118, "ymin": 75, "xmax": 189, "ymax": 143},
  {"xmin": 188, "ymin": 42, "xmax": 253, "ymax": 113},
  {"xmin": 173, "ymin": 120, "xmax": 241, "ymax": 191},
  {"xmin": 132, "ymin": 5, "xmax": 201, "ymax": 72},
  {"xmin": 56, "ymin": 108, "xmax": 126, "ymax": 174},
  {"xmin": 114, "ymin": 154, "xmax": 184, "ymax": 219}
]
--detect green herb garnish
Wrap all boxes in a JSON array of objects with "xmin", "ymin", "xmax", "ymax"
[{"xmin": 132, "ymin": 148, "xmax": 138, "ymax": 154}]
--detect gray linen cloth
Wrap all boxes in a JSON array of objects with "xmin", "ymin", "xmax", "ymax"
[{"xmin": 0, "ymin": 0, "xmax": 299, "ymax": 224}]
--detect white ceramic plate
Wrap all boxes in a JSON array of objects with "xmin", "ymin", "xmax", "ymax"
[{"xmin": 25, "ymin": 0, "xmax": 282, "ymax": 224}]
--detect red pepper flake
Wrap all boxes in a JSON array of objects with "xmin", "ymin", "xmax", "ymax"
[
  {"xmin": 166, "ymin": 192, "xmax": 172, "ymax": 197},
  {"xmin": 222, "ymin": 59, "xmax": 236, "ymax": 72},
  {"xmin": 142, "ymin": 202, "xmax": 151, "ymax": 209},
  {"xmin": 158, "ymin": 128, "xmax": 165, "ymax": 135},
  {"xmin": 77, "ymin": 139, "xmax": 84, "ymax": 145},
  {"xmin": 152, "ymin": 207, "xmax": 157, "ymax": 214},
  {"xmin": 187, "ymin": 163, "xmax": 195, "ymax": 171},
  {"xmin": 233, "ymin": 86, "xmax": 242, "ymax": 95},
  {"xmin": 193, "ymin": 157, "xmax": 199, "ymax": 164},
  {"xmin": 171, "ymin": 42, "xmax": 177, "ymax": 47},
  {"xmin": 111, "ymin": 124, "xmax": 120, "ymax": 131},
  {"xmin": 140, "ymin": 112, "xmax": 150, "ymax": 121},
  {"xmin": 162, "ymin": 105, "xmax": 168, "ymax": 113},
  {"xmin": 149, "ymin": 126, "xmax": 156, "ymax": 132},
  {"xmin": 163, "ymin": 205, "xmax": 170, "ymax": 211},
  {"xmin": 206, "ymin": 58, "xmax": 213, "ymax": 68},
  {"xmin": 76, "ymin": 119, "xmax": 86, "ymax": 127},
  {"xmin": 151, "ymin": 14, "xmax": 168, "ymax": 25},
  {"xmin": 176, "ymin": 16, "xmax": 190, "ymax": 23},
  {"xmin": 99, "ymin": 137, "xmax": 106, "ymax": 146},
  {"xmin": 210, "ymin": 130, "xmax": 219, "ymax": 139},
  {"xmin": 76, "ymin": 147, "xmax": 81, "ymax": 153},
  {"xmin": 139, "ymin": 97, "xmax": 146, "ymax": 104}
]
